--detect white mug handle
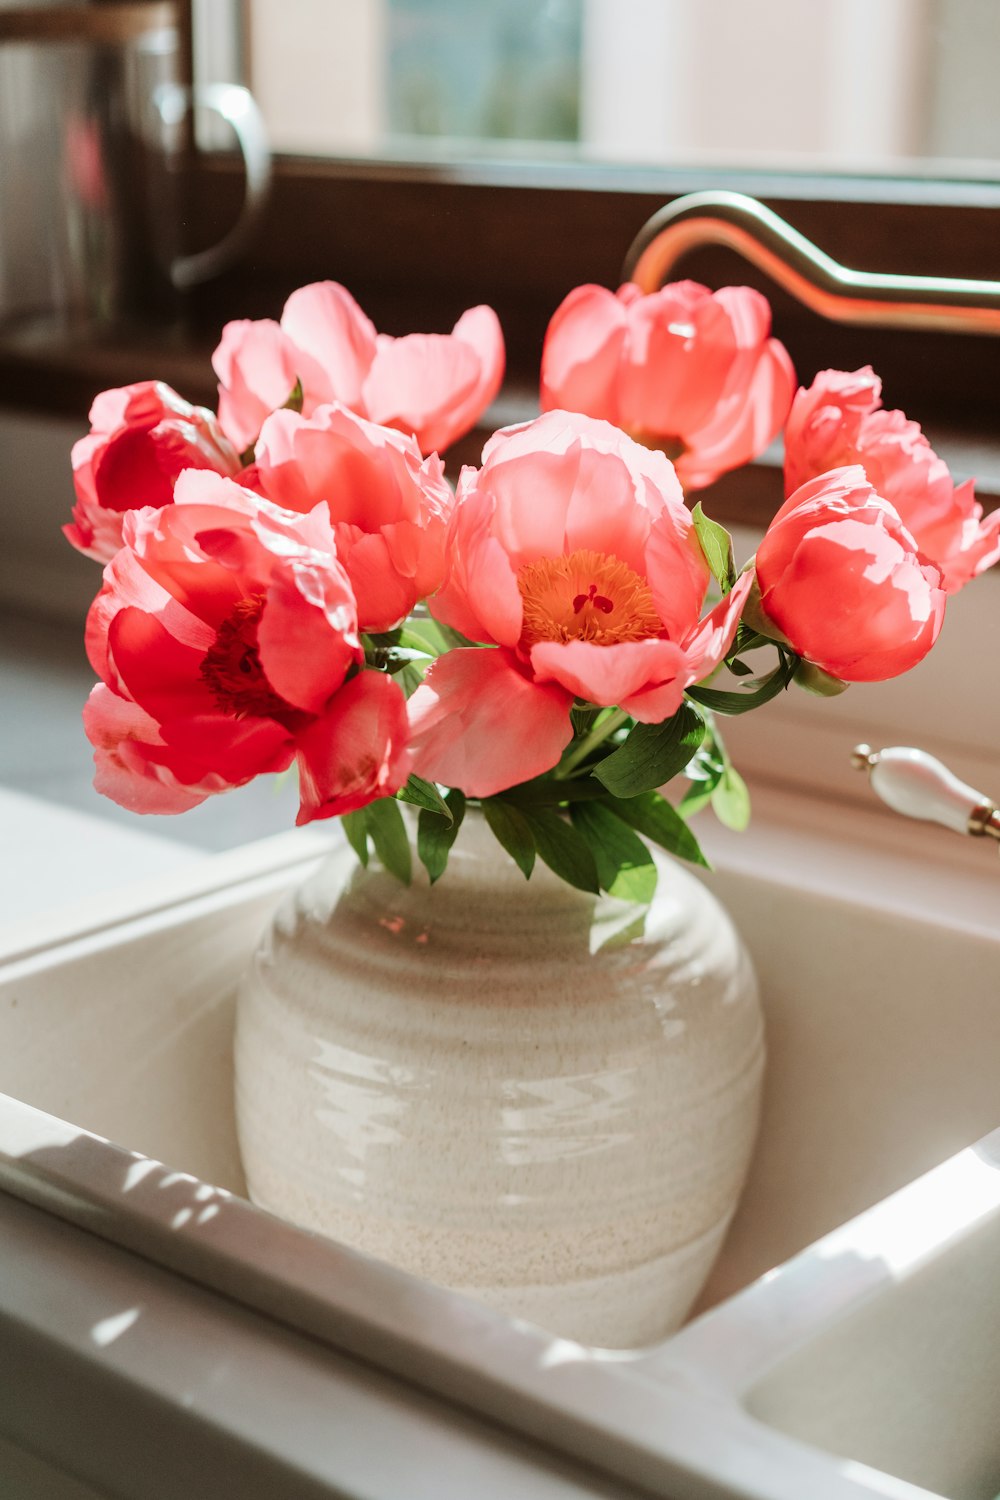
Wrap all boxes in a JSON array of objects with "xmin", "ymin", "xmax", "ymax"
[{"xmin": 152, "ymin": 81, "xmax": 272, "ymax": 290}]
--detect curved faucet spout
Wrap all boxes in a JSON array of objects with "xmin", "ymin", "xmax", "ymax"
[{"xmin": 623, "ymin": 190, "xmax": 1000, "ymax": 337}]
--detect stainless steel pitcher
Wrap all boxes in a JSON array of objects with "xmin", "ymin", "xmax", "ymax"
[{"xmin": 0, "ymin": 2, "xmax": 271, "ymax": 334}]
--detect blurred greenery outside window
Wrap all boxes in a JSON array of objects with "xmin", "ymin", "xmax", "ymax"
[
  {"xmin": 239, "ymin": 0, "xmax": 1000, "ymax": 177},
  {"xmin": 387, "ymin": 0, "xmax": 581, "ymax": 147}
]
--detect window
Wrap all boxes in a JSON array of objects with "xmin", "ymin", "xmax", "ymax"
[
  {"xmin": 213, "ymin": 0, "xmax": 1000, "ymax": 808},
  {"xmin": 182, "ymin": 0, "xmax": 1000, "ymax": 450}
]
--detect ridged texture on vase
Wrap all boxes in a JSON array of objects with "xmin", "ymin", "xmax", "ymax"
[{"xmin": 235, "ymin": 815, "xmax": 763, "ymax": 1348}]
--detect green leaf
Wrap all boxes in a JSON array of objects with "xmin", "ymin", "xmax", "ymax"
[
  {"xmin": 692, "ymin": 502, "xmax": 737, "ymax": 594},
  {"xmin": 365, "ymin": 629, "xmax": 402, "ymax": 651},
  {"xmin": 504, "ymin": 776, "xmax": 608, "ymax": 808},
  {"xmin": 687, "ymin": 657, "xmax": 798, "ymax": 716},
  {"xmin": 519, "ymin": 808, "xmax": 600, "ymax": 893},
  {"xmin": 417, "ymin": 789, "xmax": 465, "ymax": 884},
  {"xmin": 570, "ymin": 703, "xmax": 601, "ymax": 737},
  {"xmin": 605, "ymin": 790, "xmax": 710, "ymax": 870},
  {"xmin": 397, "ymin": 618, "xmax": 451, "ymax": 658},
  {"xmin": 683, "ymin": 744, "xmax": 725, "ymax": 784},
  {"xmin": 366, "ymin": 646, "xmax": 434, "ymax": 675},
  {"xmin": 569, "ymin": 802, "xmax": 657, "ymax": 903},
  {"xmin": 365, "ymin": 797, "xmax": 412, "ymax": 884},
  {"xmin": 678, "ymin": 782, "xmax": 716, "ymax": 818},
  {"xmin": 711, "ymin": 766, "xmax": 752, "ymax": 832},
  {"xmin": 282, "ymin": 377, "xmax": 304, "ymax": 415},
  {"xmin": 341, "ymin": 807, "xmax": 370, "ymax": 867},
  {"xmin": 593, "ymin": 703, "xmax": 706, "ymax": 797},
  {"xmin": 396, "ymin": 663, "xmax": 426, "ymax": 698},
  {"xmin": 482, "ymin": 799, "xmax": 536, "ymax": 879},
  {"xmin": 729, "ymin": 625, "xmax": 771, "ymax": 658},
  {"xmin": 794, "ymin": 661, "xmax": 849, "ymax": 697},
  {"xmin": 397, "ymin": 775, "xmax": 452, "ymax": 821},
  {"xmin": 434, "ymin": 620, "xmax": 478, "ymax": 650}
]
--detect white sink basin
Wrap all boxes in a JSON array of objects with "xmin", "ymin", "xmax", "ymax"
[{"xmin": 0, "ymin": 788, "xmax": 997, "ymax": 1499}]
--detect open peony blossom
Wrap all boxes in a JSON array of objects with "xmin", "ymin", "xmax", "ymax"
[
  {"xmin": 213, "ymin": 281, "xmax": 505, "ymax": 457},
  {"xmin": 83, "ymin": 471, "xmax": 410, "ymax": 821},
  {"xmin": 755, "ymin": 465, "xmax": 946, "ymax": 682},
  {"xmin": 783, "ymin": 367, "xmax": 1000, "ymax": 594},
  {"xmin": 66, "ymin": 381, "xmax": 241, "ymax": 563},
  {"xmin": 65, "ymin": 272, "xmax": 986, "ymax": 895},
  {"xmin": 540, "ymin": 280, "xmax": 795, "ymax": 490},
  {"xmin": 407, "ymin": 411, "xmax": 752, "ymax": 797},
  {"xmin": 251, "ymin": 401, "xmax": 454, "ymax": 633}
]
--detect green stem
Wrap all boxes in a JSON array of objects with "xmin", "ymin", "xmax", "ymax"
[{"xmin": 554, "ymin": 708, "xmax": 629, "ymax": 780}]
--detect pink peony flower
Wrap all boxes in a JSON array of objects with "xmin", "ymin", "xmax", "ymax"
[
  {"xmin": 252, "ymin": 402, "xmax": 454, "ymax": 632},
  {"xmin": 83, "ymin": 471, "xmax": 410, "ymax": 820},
  {"xmin": 755, "ymin": 466, "xmax": 946, "ymax": 683},
  {"xmin": 66, "ymin": 382, "xmax": 241, "ymax": 563},
  {"xmin": 540, "ymin": 280, "xmax": 795, "ymax": 490},
  {"xmin": 213, "ymin": 282, "xmax": 505, "ymax": 457},
  {"xmin": 783, "ymin": 367, "xmax": 1000, "ymax": 594},
  {"xmin": 407, "ymin": 411, "xmax": 752, "ymax": 797}
]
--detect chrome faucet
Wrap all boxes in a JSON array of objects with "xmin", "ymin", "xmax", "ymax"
[{"xmin": 623, "ymin": 190, "xmax": 1000, "ymax": 337}]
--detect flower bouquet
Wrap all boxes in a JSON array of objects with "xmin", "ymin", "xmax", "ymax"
[{"xmin": 66, "ymin": 275, "xmax": 1000, "ymax": 1346}]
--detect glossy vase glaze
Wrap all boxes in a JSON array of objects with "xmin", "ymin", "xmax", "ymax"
[{"xmin": 234, "ymin": 813, "xmax": 764, "ymax": 1348}]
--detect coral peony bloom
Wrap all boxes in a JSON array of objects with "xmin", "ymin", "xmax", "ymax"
[
  {"xmin": 540, "ymin": 280, "xmax": 795, "ymax": 490},
  {"xmin": 213, "ymin": 281, "xmax": 505, "ymax": 457},
  {"xmin": 783, "ymin": 367, "xmax": 1000, "ymax": 594},
  {"xmin": 407, "ymin": 411, "xmax": 752, "ymax": 798},
  {"xmin": 295, "ymin": 670, "xmax": 412, "ymax": 824},
  {"xmin": 84, "ymin": 470, "xmax": 409, "ymax": 820},
  {"xmin": 66, "ymin": 381, "xmax": 241, "ymax": 562},
  {"xmin": 755, "ymin": 466, "xmax": 946, "ymax": 683},
  {"xmin": 252, "ymin": 402, "xmax": 454, "ymax": 632}
]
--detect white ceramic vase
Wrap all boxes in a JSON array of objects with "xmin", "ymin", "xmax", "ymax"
[{"xmin": 234, "ymin": 813, "xmax": 764, "ymax": 1348}]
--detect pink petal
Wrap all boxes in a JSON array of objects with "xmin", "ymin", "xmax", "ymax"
[
  {"xmin": 256, "ymin": 403, "xmax": 439, "ymax": 529},
  {"xmin": 257, "ymin": 565, "xmax": 359, "ymax": 715},
  {"xmin": 430, "ymin": 483, "xmax": 523, "ymax": 647},
  {"xmin": 84, "ymin": 685, "xmax": 206, "ymax": 814},
  {"xmin": 617, "ymin": 282, "xmax": 738, "ymax": 439},
  {"xmin": 783, "ymin": 367, "xmax": 882, "ymax": 496},
  {"xmin": 85, "ymin": 544, "xmax": 216, "ymax": 685},
  {"xmin": 480, "ymin": 412, "xmax": 681, "ymax": 576},
  {"xmin": 758, "ymin": 512, "xmax": 945, "ymax": 682},
  {"xmin": 617, "ymin": 678, "xmax": 688, "ymax": 724},
  {"xmin": 331, "ymin": 527, "xmax": 416, "ymax": 633},
  {"xmin": 280, "ymin": 281, "xmax": 378, "ymax": 410},
  {"xmin": 540, "ymin": 284, "xmax": 625, "ymax": 421},
  {"xmin": 107, "ymin": 607, "xmax": 214, "ymax": 721},
  {"xmin": 296, "ymin": 671, "xmax": 411, "ymax": 823},
  {"xmin": 158, "ymin": 713, "xmax": 294, "ymax": 782},
  {"xmin": 213, "ymin": 319, "xmax": 301, "ymax": 452},
  {"xmin": 642, "ymin": 505, "xmax": 712, "ymax": 644},
  {"xmin": 362, "ymin": 333, "xmax": 480, "ymax": 453},
  {"xmin": 529, "ymin": 637, "xmax": 687, "ymax": 710},
  {"xmin": 407, "ymin": 648, "xmax": 573, "ymax": 797},
  {"xmin": 448, "ymin": 305, "xmax": 505, "ymax": 432},
  {"xmin": 675, "ymin": 337, "xmax": 796, "ymax": 490},
  {"xmin": 364, "ymin": 305, "xmax": 504, "ymax": 455},
  {"xmin": 935, "ymin": 499, "xmax": 1000, "ymax": 592},
  {"xmin": 681, "ymin": 570, "xmax": 755, "ymax": 682}
]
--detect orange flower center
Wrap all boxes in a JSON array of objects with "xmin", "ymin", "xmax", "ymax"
[
  {"xmin": 200, "ymin": 592, "xmax": 294, "ymax": 720},
  {"xmin": 517, "ymin": 549, "xmax": 663, "ymax": 649}
]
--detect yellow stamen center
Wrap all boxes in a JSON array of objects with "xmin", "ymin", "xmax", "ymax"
[{"xmin": 517, "ymin": 548, "xmax": 663, "ymax": 649}]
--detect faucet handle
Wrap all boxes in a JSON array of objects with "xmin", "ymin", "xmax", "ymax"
[{"xmin": 852, "ymin": 745, "xmax": 1000, "ymax": 842}]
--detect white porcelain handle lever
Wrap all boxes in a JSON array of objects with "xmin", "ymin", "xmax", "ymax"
[{"xmin": 852, "ymin": 744, "xmax": 1000, "ymax": 842}]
